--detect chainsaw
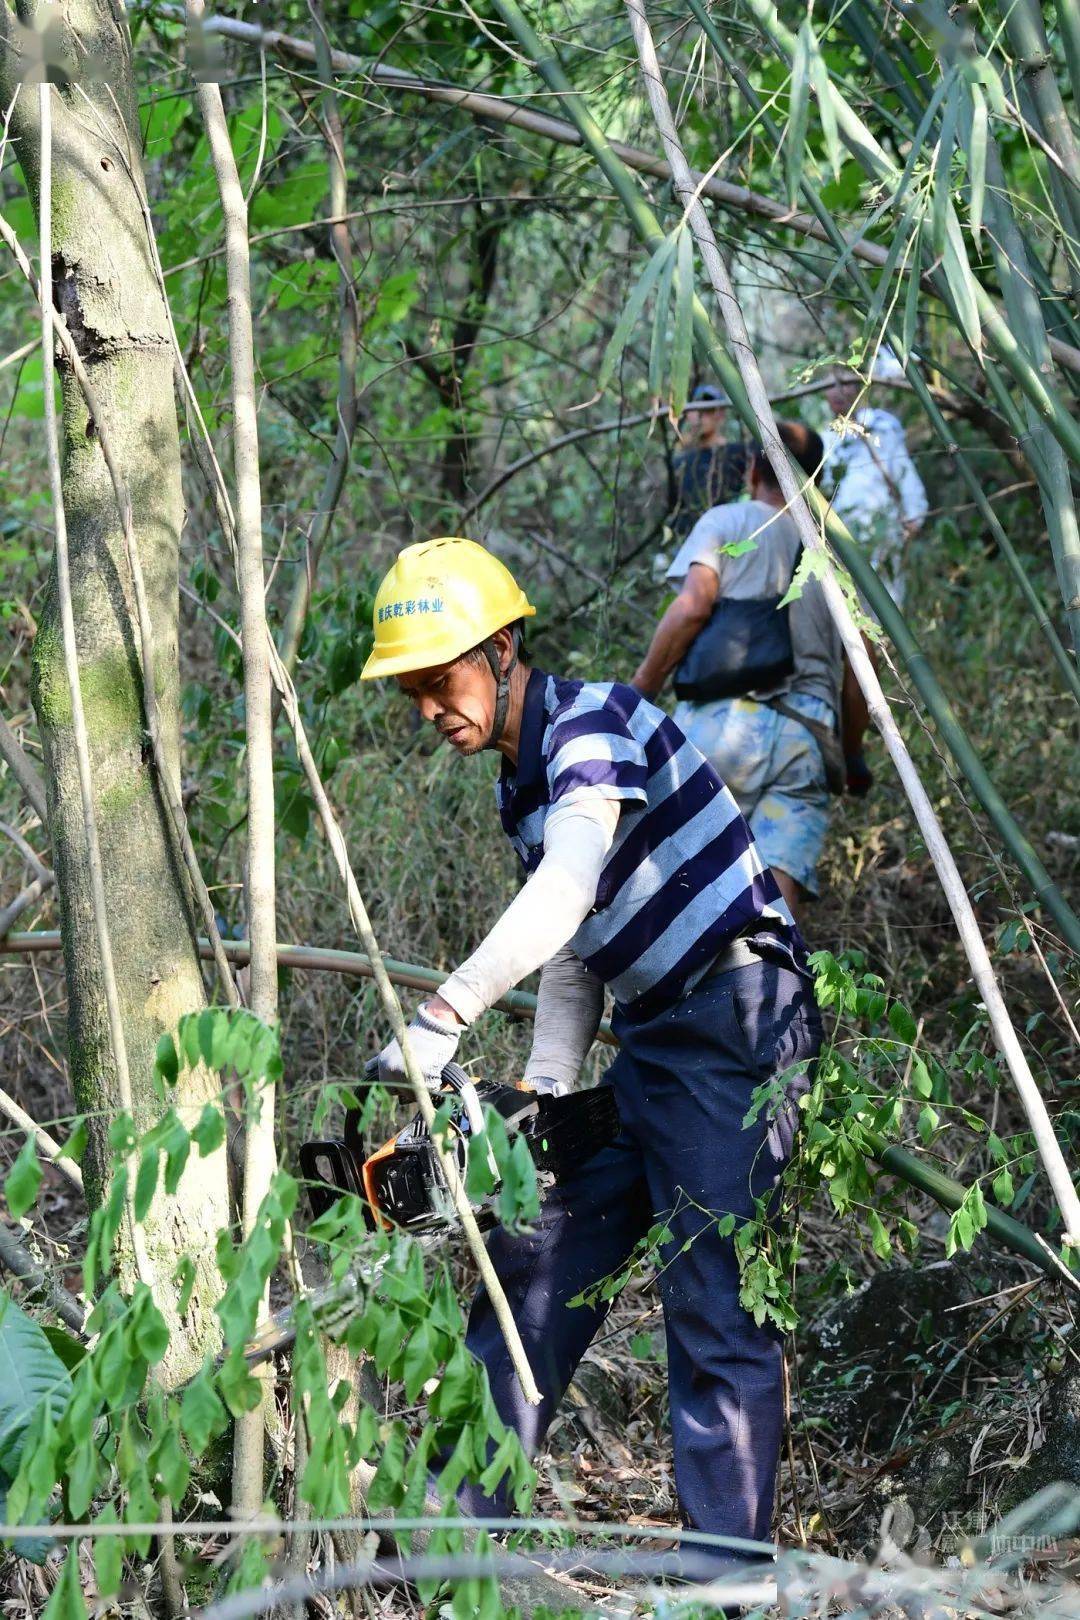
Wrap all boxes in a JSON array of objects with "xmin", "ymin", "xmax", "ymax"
[{"xmin": 299, "ymin": 1063, "xmax": 620, "ymax": 1234}]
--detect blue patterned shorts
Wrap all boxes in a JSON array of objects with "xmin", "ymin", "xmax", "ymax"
[{"xmin": 675, "ymin": 693, "xmax": 834, "ymax": 896}]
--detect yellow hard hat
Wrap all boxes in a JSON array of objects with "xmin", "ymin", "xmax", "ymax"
[{"xmin": 361, "ymin": 536, "xmax": 536, "ymax": 681}]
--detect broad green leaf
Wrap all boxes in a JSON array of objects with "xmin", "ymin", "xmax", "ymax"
[
  {"xmin": 597, "ymin": 234, "xmax": 675, "ymax": 392},
  {"xmin": 5, "ymin": 1136, "xmax": 41, "ymax": 1221},
  {"xmin": 993, "ymin": 1167, "xmax": 1015, "ymax": 1206},
  {"xmin": 134, "ymin": 1147, "xmax": 159, "ymax": 1223},
  {"xmin": 59, "ymin": 1117, "xmax": 88, "ymax": 1166},
  {"xmin": 180, "ymin": 1364, "xmax": 228, "ymax": 1454},
  {"xmin": 888, "ymin": 1002, "xmax": 918, "ymax": 1043},
  {"xmin": 866, "ymin": 1209, "xmax": 891, "ymax": 1261},
  {"xmin": 154, "ymin": 1034, "xmax": 179, "ymax": 1089},
  {"xmin": 192, "ymin": 1103, "xmax": 225, "ymax": 1157},
  {"xmin": 93, "ymin": 1504, "xmax": 122, "ymax": 1597},
  {"xmin": 0, "ymin": 1291, "xmax": 72, "ymax": 1480},
  {"xmin": 909, "ymin": 1056, "xmax": 933, "ymax": 1099}
]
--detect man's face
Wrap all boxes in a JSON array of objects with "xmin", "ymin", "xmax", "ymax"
[
  {"xmin": 397, "ymin": 654, "xmax": 495, "ymax": 756},
  {"xmin": 685, "ymin": 404, "xmax": 723, "ymax": 444},
  {"xmin": 826, "ymin": 378, "xmax": 860, "ymax": 417}
]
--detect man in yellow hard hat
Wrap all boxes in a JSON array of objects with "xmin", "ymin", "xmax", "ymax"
[{"xmin": 361, "ymin": 535, "xmax": 821, "ymax": 1570}]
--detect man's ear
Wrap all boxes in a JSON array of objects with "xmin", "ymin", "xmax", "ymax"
[{"xmin": 491, "ymin": 624, "xmax": 517, "ymax": 675}]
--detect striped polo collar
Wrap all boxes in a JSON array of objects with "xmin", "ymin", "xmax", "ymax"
[{"xmin": 501, "ymin": 666, "xmax": 549, "ymax": 795}]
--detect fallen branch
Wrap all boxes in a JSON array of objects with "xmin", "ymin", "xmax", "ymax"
[
  {"xmin": 0, "ymin": 712, "xmax": 48, "ymax": 829},
  {"xmin": 0, "ymin": 1220, "xmax": 85, "ymax": 1332}
]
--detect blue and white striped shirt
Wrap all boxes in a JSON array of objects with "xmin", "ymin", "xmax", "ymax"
[{"xmin": 497, "ymin": 671, "xmax": 800, "ymax": 1022}]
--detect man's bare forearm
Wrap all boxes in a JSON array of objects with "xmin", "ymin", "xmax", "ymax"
[{"xmin": 632, "ymin": 593, "xmax": 709, "ymax": 696}]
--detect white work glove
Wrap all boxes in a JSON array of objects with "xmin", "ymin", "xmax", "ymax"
[{"xmin": 377, "ymin": 1004, "xmax": 461, "ymax": 1091}]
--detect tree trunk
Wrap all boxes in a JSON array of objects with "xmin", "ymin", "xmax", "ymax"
[{"xmin": 1, "ymin": 0, "xmax": 230, "ymax": 1381}]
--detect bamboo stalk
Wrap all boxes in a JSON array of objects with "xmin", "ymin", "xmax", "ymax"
[
  {"xmin": 974, "ymin": 131, "xmax": 1080, "ymax": 657},
  {"xmin": 605, "ymin": 0, "xmax": 1080, "ymax": 1237},
  {"xmin": 275, "ymin": 0, "xmax": 360, "ymax": 677},
  {"xmin": 998, "ymin": 0, "xmax": 1080, "ymax": 196},
  {"xmin": 188, "ymin": 0, "xmax": 280, "ymax": 1515},
  {"xmin": 1055, "ymin": 0, "xmax": 1080, "ymax": 110},
  {"xmin": 37, "ymin": 82, "xmax": 153, "ymax": 1287}
]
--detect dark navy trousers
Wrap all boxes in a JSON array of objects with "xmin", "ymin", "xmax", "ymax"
[{"xmin": 458, "ymin": 956, "xmax": 822, "ymax": 1556}]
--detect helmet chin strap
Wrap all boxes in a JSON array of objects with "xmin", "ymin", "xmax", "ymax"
[{"xmin": 480, "ymin": 626, "xmax": 521, "ymax": 750}]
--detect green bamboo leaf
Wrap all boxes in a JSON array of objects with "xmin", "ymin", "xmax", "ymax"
[
  {"xmin": 942, "ymin": 206, "xmax": 982, "ymax": 351},
  {"xmin": 597, "ymin": 234, "xmax": 675, "ymax": 392},
  {"xmin": 968, "ymin": 82, "xmax": 987, "ymax": 241},
  {"xmin": 865, "ymin": 186, "xmax": 925, "ymax": 343},
  {"xmin": 648, "ymin": 241, "xmax": 675, "ymax": 398},
  {"xmin": 786, "ymin": 21, "xmax": 812, "ymax": 207},
  {"xmin": 820, "ymin": 69, "xmax": 941, "ymax": 299},
  {"xmin": 966, "ymin": 55, "xmax": 1007, "ymax": 117},
  {"xmin": 806, "ymin": 26, "xmax": 841, "ymax": 181},
  {"xmin": 900, "ymin": 222, "xmax": 923, "ymax": 360},
  {"xmin": 670, "ymin": 226, "xmax": 694, "ymax": 412},
  {"xmin": 931, "ymin": 78, "xmax": 960, "ymax": 257}
]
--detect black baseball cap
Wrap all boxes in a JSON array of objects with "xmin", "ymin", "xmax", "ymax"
[{"xmin": 683, "ymin": 383, "xmax": 729, "ymax": 410}]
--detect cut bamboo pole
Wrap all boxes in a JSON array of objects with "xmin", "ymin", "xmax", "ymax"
[{"xmin": 188, "ymin": 0, "xmax": 280, "ymax": 1514}]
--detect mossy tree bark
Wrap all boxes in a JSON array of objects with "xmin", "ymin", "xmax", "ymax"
[{"xmin": 0, "ymin": 0, "xmax": 230, "ymax": 1381}]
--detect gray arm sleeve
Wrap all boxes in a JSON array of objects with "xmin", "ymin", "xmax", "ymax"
[{"xmin": 522, "ymin": 944, "xmax": 606, "ymax": 1094}]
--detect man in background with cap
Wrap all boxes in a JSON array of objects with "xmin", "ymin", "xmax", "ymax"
[{"xmin": 670, "ymin": 383, "xmax": 748, "ymax": 537}]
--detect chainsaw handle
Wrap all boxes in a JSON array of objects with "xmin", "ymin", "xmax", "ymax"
[{"xmin": 363, "ymin": 1055, "xmax": 473, "ymax": 1095}]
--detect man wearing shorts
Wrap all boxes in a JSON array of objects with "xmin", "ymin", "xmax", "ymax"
[{"xmin": 633, "ymin": 423, "xmax": 852, "ymax": 922}]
